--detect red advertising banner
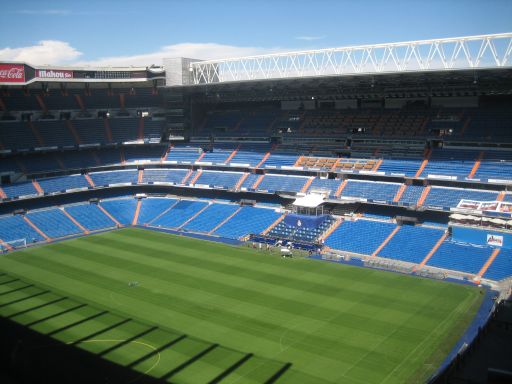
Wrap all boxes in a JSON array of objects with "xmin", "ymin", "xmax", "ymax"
[
  {"xmin": 0, "ymin": 64, "xmax": 25, "ymax": 83},
  {"xmin": 36, "ymin": 69, "xmax": 73, "ymax": 79}
]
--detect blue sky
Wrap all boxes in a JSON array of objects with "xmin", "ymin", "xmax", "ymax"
[{"xmin": 0, "ymin": 0, "xmax": 511, "ymax": 66}]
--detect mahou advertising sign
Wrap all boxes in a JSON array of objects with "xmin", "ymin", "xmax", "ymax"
[
  {"xmin": 0, "ymin": 64, "xmax": 25, "ymax": 83},
  {"xmin": 36, "ymin": 69, "xmax": 73, "ymax": 79}
]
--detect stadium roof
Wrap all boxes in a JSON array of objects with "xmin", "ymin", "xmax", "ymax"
[{"xmin": 190, "ymin": 33, "xmax": 512, "ymax": 85}]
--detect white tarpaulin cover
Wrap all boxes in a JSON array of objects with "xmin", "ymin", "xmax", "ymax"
[{"xmin": 292, "ymin": 193, "xmax": 325, "ymax": 208}]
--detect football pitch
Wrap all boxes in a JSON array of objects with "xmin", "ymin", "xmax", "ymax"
[{"xmin": 0, "ymin": 228, "xmax": 483, "ymax": 383}]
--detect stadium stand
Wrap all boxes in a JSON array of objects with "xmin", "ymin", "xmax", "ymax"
[
  {"xmin": 377, "ymin": 225, "xmax": 446, "ymax": 264},
  {"xmin": 64, "ymin": 203, "xmax": 117, "ymax": 231},
  {"xmin": 192, "ymin": 170, "xmax": 243, "ymax": 189},
  {"xmin": 0, "ymin": 214, "xmax": 45, "ymax": 243},
  {"xmin": 89, "ymin": 170, "xmax": 138, "ymax": 186},
  {"xmin": 99, "ymin": 198, "xmax": 138, "ymax": 225},
  {"xmin": 141, "ymin": 169, "xmax": 189, "ymax": 184},
  {"xmin": 340, "ymin": 180, "xmax": 401, "ymax": 202},
  {"xmin": 137, "ymin": 197, "xmax": 179, "ymax": 224},
  {"xmin": 324, "ymin": 219, "xmax": 397, "ymax": 255},
  {"xmin": 183, "ymin": 203, "xmax": 240, "ymax": 233},
  {"xmin": 213, "ymin": 206, "xmax": 282, "ymax": 239},
  {"xmin": 426, "ymin": 239, "xmax": 491, "ymax": 275},
  {"xmin": 257, "ymin": 174, "xmax": 308, "ymax": 192},
  {"xmin": 424, "ymin": 187, "xmax": 499, "ymax": 209},
  {"xmin": 26, "ymin": 208, "xmax": 82, "ymax": 238},
  {"xmin": 37, "ymin": 174, "xmax": 89, "ymax": 193},
  {"xmin": 151, "ymin": 199, "xmax": 209, "ymax": 229},
  {"xmin": 268, "ymin": 214, "xmax": 335, "ymax": 242}
]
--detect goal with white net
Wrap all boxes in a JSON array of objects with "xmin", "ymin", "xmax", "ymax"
[{"xmin": 1, "ymin": 238, "xmax": 27, "ymax": 251}]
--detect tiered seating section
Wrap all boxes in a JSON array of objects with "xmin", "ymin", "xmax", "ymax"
[
  {"xmin": 0, "ymin": 168, "xmax": 505, "ymax": 214},
  {"xmin": 268, "ymin": 214, "xmax": 335, "ymax": 243},
  {"xmin": 1, "ymin": 195, "xmax": 511, "ymax": 281},
  {"xmin": 0, "ymin": 118, "xmax": 165, "ymax": 150}
]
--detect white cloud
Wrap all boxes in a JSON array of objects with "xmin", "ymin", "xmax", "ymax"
[
  {"xmin": 76, "ymin": 42, "xmax": 285, "ymax": 67},
  {"xmin": 0, "ymin": 40, "xmax": 286, "ymax": 67},
  {"xmin": 0, "ymin": 40, "xmax": 82, "ymax": 65},
  {"xmin": 295, "ymin": 36, "xmax": 326, "ymax": 41}
]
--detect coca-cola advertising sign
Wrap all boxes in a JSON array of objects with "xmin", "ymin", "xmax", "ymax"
[
  {"xmin": 0, "ymin": 64, "xmax": 25, "ymax": 83},
  {"xmin": 36, "ymin": 69, "xmax": 73, "ymax": 79}
]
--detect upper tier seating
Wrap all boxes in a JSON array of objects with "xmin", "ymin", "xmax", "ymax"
[
  {"xmin": 341, "ymin": 180, "xmax": 401, "ymax": 202},
  {"xmin": 306, "ymin": 178, "xmax": 342, "ymax": 198},
  {"xmin": 424, "ymin": 187, "xmax": 498, "ymax": 208},
  {"xmin": 64, "ymin": 203, "xmax": 116, "ymax": 231},
  {"xmin": 192, "ymin": 171, "xmax": 242, "ymax": 189},
  {"xmin": 142, "ymin": 169, "xmax": 189, "ymax": 184},
  {"xmin": 420, "ymin": 149, "xmax": 480, "ymax": 179},
  {"xmin": 2, "ymin": 181, "xmax": 38, "ymax": 198},
  {"xmin": 89, "ymin": 170, "xmax": 138, "ymax": 186},
  {"xmin": 257, "ymin": 174, "xmax": 308, "ymax": 192},
  {"xmin": 26, "ymin": 208, "xmax": 82, "ymax": 238},
  {"xmin": 166, "ymin": 145, "xmax": 202, "ymax": 163},
  {"xmin": 36, "ymin": 120, "xmax": 76, "ymax": 147},
  {"xmin": 378, "ymin": 159, "xmax": 422, "ymax": 177},
  {"xmin": 183, "ymin": 203, "xmax": 240, "ymax": 233},
  {"xmin": 398, "ymin": 185, "xmax": 425, "ymax": 205},
  {"xmin": 213, "ymin": 206, "xmax": 281, "ymax": 239},
  {"xmin": 474, "ymin": 151, "xmax": 512, "ymax": 181},
  {"xmin": 228, "ymin": 144, "xmax": 269, "ymax": 166},
  {"xmin": 38, "ymin": 174, "xmax": 89, "ymax": 193},
  {"xmin": 70, "ymin": 119, "xmax": 106, "ymax": 144},
  {"xmin": 0, "ymin": 122, "xmax": 40, "ymax": 150},
  {"xmin": 324, "ymin": 219, "xmax": 397, "ymax": 255},
  {"xmin": 261, "ymin": 152, "xmax": 298, "ymax": 168},
  {"xmin": 124, "ymin": 146, "xmax": 165, "ymax": 162},
  {"xmin": 239, "ymin": 173, "xmax": 260, "ymax": 190},
  {"xmin": 200, "ymin": 145, "xmax": 234, "ymax": 163}
]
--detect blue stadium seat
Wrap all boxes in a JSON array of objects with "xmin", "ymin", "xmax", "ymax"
[
  {"xmin": 257, "ymin": 174, "xmax": 308, "ymax": 192},
  {"xmin": 38, "ymin": 174, "xmax": 89, "ymax": 194},
  {"xmin": 325, "ymin": 219, "xmax": 397, "ymax": 255},
  {"xmin": 378, "ymin": 225, "xmax": 445, "ymax": 263},
  {"xmin": 424, "ymin": 187, "xmax": 498, "ymax": 209},
  {"xmin": 213, "ymin": 206, "xmax": 281, "ymax": 239},
  {"xmin": 426, "ymin": 239, "xmax": 491, "ymax": 274},
  {"xmin": 152, "ymin": 200, "xmax": 209, "ymax": 228},
  {"xmin": 142, "ymin": 169, "xmax": 189, "ymax": 184},
  {"xmin": 307, "ymin": 178, "xmax": 342, "ymax": 198},
  {"xmin": 89, "ymin": 170, "xmax": 138, "ymax": 186},
  {"xmin": 64, "ymin": 204, "xmax": 117, "ymax": 231},
  {"xmin": 183, "ymin": 203, "xmax": 240, "ymax": 233},
  {"xmin": 0, "ymin": 214, "xmax": 44, "ymax": 244},
  {"xmin": 26, "ymin": 208, "xmax": 82, "ymax": 238},
  {"xmin": 99, "ymin": 198, "xmax": 137, "ymax": 225},
  {"xmin": 137, "ymin": 197, "xmax": 178, "ymax": 225},
  {"xmin": 483, "ymin": 248, "xmax": 512, "ymax": 281},
  {"xmin": 193, "ymin": 171, "xmax": 242, "ymax": 189},
  {"xmin": 2, "ymin": 181, "xmax": 38, "ymax": 199},
  {"xmin": 341, "ymin": 180, "xmax": 401, "ymax": 202}
]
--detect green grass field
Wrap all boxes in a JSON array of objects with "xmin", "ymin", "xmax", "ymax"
[{"xmin": 0, "ymin": 228, "xmax": 483, "ymax": 383}]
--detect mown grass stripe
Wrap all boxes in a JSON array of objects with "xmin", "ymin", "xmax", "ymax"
[
  {"xmin": 25, "ymin": 303, "xmax": 88, "ymax": 327},
  {"xmin": 47, "ymin": 310, "xmax": 109, "ymax": 336},
  {"xmin": 7, "ymin": 296, "xmax": 67, "ymax": 319}
]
